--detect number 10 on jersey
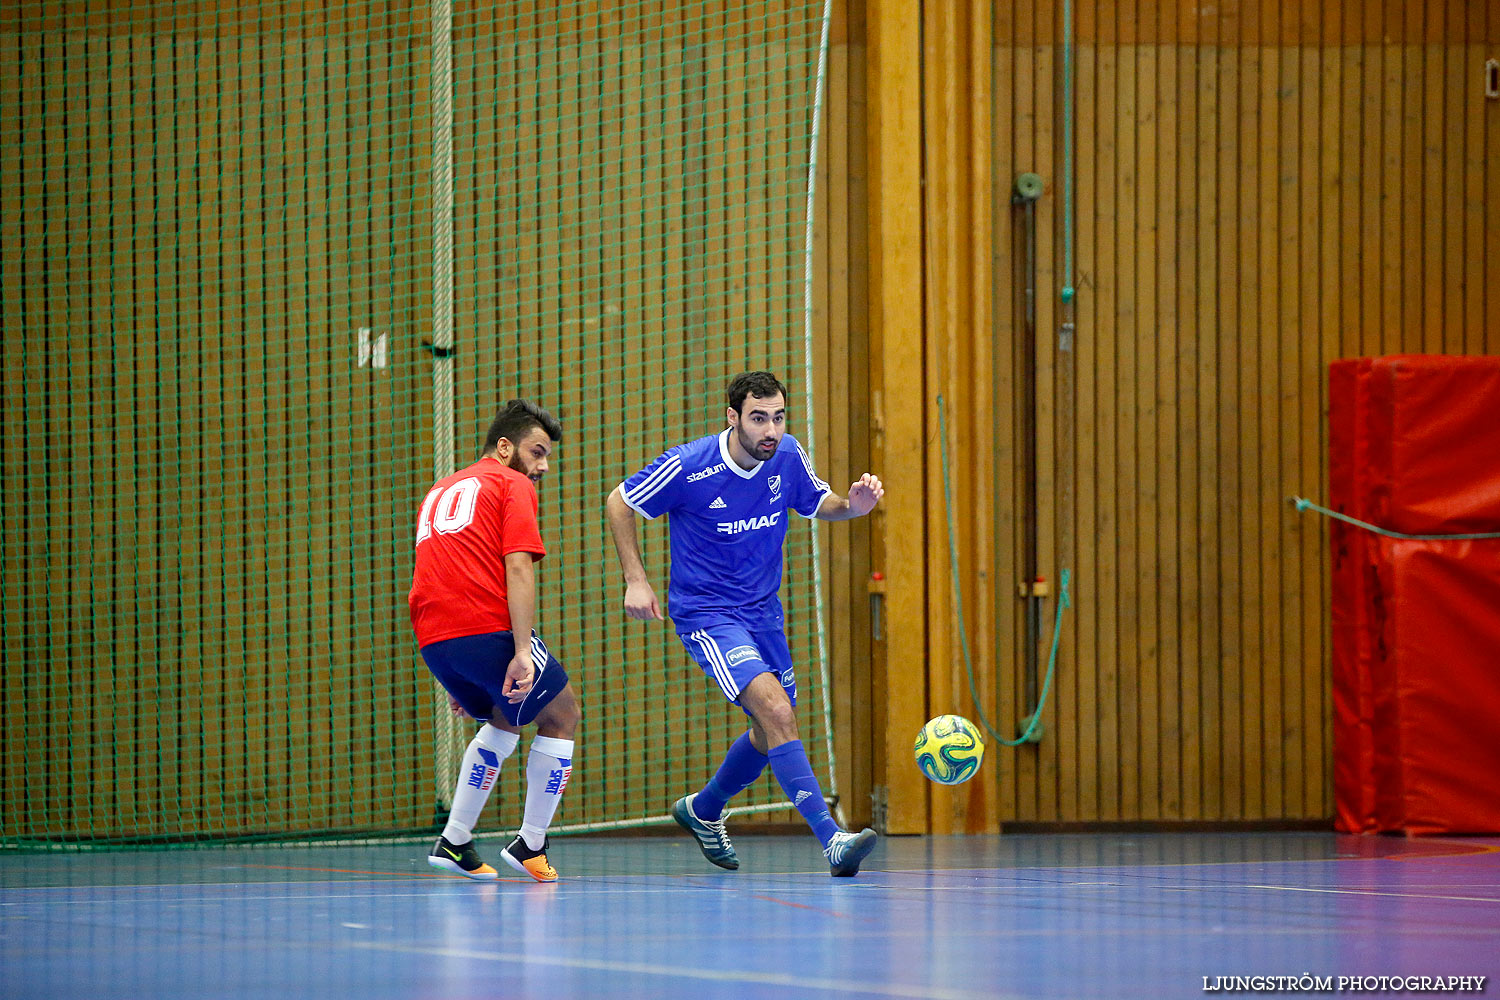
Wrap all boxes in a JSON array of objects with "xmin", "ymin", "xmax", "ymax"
[{"xmin": 416, "ymin": 477, "xmax": 481, "ymax": 543}]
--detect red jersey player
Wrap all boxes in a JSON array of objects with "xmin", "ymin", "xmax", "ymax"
[{"xmin": 410, "ymin": 399, "xmax": 580, "ymax": 882}]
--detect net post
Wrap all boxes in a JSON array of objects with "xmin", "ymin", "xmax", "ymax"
[
  {"xmin": 430, "ymin": 0, "xmax": 459, "ymax": 810},
  {"xmin": 803, "ymin": 0, "xmax": 843, "ymax": 829}
]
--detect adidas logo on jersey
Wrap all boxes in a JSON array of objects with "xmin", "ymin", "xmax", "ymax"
[{"xmin": 709, "ymin": 496, "xmax": 727, "ymax": 509}]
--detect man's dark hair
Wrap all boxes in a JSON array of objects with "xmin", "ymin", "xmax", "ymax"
[
  {"xmin": 726, "ymin": 371, "xmax": 789, "ymax": 414},
  {"xmin": 482, "ymin": 399, "xmax": 562, "ymax": 454}
]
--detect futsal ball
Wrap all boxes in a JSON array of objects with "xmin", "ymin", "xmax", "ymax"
[{"xmin": 914, "ymin": 715, "xmax": 985, "ymax": 785}]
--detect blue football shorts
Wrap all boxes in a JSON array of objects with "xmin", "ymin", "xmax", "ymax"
[
  {"xmin": 420, "ymin": 630, "xmax": 568, "ymax": 727},
  {"xmin": 677, "ymin": 623, "xmax": 797, "ymax": 709}
]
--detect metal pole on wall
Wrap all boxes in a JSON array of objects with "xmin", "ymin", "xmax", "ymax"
[
  {"xmin": 430, "ymin": 0, "xmax": 459, "ymax": 810},
  {"xmin": 802, "ymin": 0, "xmax": 843, "ymax": 829},
  {"xmin": 1055, "ymin": 0, "xmax": 1076, "ymax": 637}
]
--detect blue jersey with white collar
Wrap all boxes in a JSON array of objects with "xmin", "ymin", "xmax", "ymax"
[{"xmin": 620, "ymin": 429, "xmax": 832, "ymax": 630}]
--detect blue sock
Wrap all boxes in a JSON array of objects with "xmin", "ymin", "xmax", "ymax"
[
  {"xmin": 695, "ymin": 732, "xmax": 770, "ymax": 821},
  {"xmin": 767, "ymin": 740, "xmax": 839, "ymax": 848}
]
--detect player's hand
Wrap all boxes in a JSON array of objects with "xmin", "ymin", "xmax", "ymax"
[
  {"xmin": 501, "ymin": 652, "xmax": 535, "ymax": 703},
  {"xmin": 623, "ymin": 580, "xmax": 665, "ymax": 621},
  {"xmin": 446, "ymin": 693, "xmax": 473, "ymax": 719},
  {"xmin": 847, "ymin": 473, "xmax": 885, "ymax": 516}
]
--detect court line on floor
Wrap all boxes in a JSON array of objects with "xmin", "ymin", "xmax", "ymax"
[
  {"xmin": 239, "ymin": 863, "xmax": 505, "ymax": 880},
  {"xmin": 748, "ymin": 893, "xmax": 860, "ymax": 918},
  {"xmin": 1245, "ymin": 884, "xmax": 1500, "ymax": 903},
  {"xmin": 1386, "ymin": 842, "xmax": 1500, "ymax": 861},
  {"xmin": 0, "ymin": 883, "xmax": 889, "ymax": 905},
  {"xmin": 348, "ymin": 941, "xmax": 1011, "ymax": 1000},
  {"xmin": 870, "ymin": 841, "xmax": 1500, "ymax": 874},
  {"xmin": 16, "ymin": 876, "xmax": 1494, "ymax": 905},
  {"xmin": 12, "ymin": 869, "xmax": 1500, "ymax": 903}
]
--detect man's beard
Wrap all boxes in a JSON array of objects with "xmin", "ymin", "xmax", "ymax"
[
  {"xmin": 507, "ymin": 453, "xmax": 535, "ymax": 479},
  {"xmin": 738, "ymin": 427, "xmax": 777, "ymax": 459}
]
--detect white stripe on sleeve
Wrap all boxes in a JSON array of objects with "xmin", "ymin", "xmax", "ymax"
[
  {"xmin": 796, "ymin": 442, "xmax": 831, "ymax": 493},
  {"xmin": 622, "ymin": 455, "xmax": 683, "ymax": 514}
]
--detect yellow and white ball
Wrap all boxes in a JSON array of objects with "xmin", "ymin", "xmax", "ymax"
[{"xmin": 914, "ymin": 715, "xmax": 985, "ymax": 785}]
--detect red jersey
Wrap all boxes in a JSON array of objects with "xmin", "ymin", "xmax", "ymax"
[{"xmin": 408, "ymin": 458, "xmax": 546, "ymax": 647}]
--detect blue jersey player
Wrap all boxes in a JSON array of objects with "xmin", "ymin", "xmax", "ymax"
[{"xmin": 606, "ymin": 371, "xmax": 884, "ymax": 876}]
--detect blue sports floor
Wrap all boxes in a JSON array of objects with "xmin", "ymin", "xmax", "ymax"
[{"xmin": 3, "ymin": 832, "xmax": 1497, "ymax": 999}]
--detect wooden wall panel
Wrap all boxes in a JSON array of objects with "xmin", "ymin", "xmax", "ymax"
[
  {"xmin": 923, "ymin": 0, "xmax": 999, "ymax": 836},
  {"xmin": 979, "ymin": 0, "xmax": 1008, "ymax": 832},
  {"xmin": 865, "ymin": 0, "xmax": 927, "ymax": 834},
  {"xmin": 818, "ymin": 35, "xmax": 877, "ymax": 832},
  {"xmin": 989, "ymin": 35, "xmax": 1022, "ymax": 822},
  {"xmin": 907, "ymin": 0, "xmax": 1500, "ymax": 827},
  {"xmin": 851, "ymin": 0, "xmax": 1500, "ymax": 830}
]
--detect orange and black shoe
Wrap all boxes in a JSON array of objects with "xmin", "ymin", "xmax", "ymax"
[
  {"xmin": 428, "ymin": 836, "xmax": 499, "ymax": 880},
  {"xmin": 501, "ymin": 834, "xmax": 558, "ymax": 882}
]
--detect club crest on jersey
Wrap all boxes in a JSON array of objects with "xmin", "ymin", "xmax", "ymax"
[
  {"xmin": 767, "ymin": 475, "xmax": 782, "ymax": 498},
  {"xmin": 716, "ymin": 511, "xmax": 782, "ymax": 535}
]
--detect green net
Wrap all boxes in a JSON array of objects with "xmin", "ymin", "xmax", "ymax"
[{"xmin": 0, "ymin": 0, "xmax": 832, "ymax": 848}]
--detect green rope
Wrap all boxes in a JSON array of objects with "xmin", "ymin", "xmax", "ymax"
[
  {"xmin": 938, "ymin": 394, "xmax": 1069, "ymax": 748},
  {"xmin": 1290, "ymin": 497, "xmax": 1500, "ymax": 541}
]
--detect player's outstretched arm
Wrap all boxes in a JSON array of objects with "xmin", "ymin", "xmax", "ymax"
[
  {"xmin": 815, "ymin": 472, "xmax": 885, "ymax": 521},
  {"xmin": 606, "ymin": 485, "xmax": 665, "ymax": 621}
]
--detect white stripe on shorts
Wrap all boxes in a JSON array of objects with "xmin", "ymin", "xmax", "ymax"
[
  {"xmin": 508, "ymin": 633, "xmax": 547, "ymax": 720},
  {"xmin": 691, "ymin": 629, "xmax": 739, "ymax": 701}
]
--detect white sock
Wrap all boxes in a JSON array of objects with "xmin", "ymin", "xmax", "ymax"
[
  {"xmin": 519, "ymin": 735, "xmax": 574, "ymax": 851},
  {"xmin": 441, "ymin": 724, "xmax": 519, "ymax": 845}
]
